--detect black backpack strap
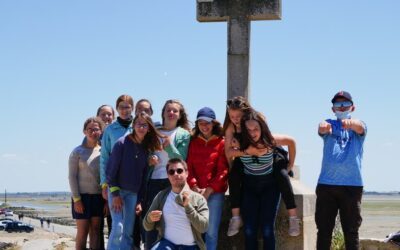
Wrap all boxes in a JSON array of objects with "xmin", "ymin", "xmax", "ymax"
[{"xmin": 273, "ymin": 146, "xmax": 293, "ymax": 177}]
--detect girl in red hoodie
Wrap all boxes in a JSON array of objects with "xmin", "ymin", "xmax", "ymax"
[{"xmin": 186, "ymin": 107, "xmax": 229, "ymax": 250}]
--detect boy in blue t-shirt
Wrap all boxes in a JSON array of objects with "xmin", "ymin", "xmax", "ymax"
[{"xmin": 316, "ymin": 91, "xmax": 367, "ymax": 250}]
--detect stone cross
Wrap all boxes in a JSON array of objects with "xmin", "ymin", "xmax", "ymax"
[
  {"xmin": 197, "ymin": 0, "xmax": 281, "ymax": 99},
  {"xmin": 196, "ymin": 3, "xmax": 318, "ymax": 250}
]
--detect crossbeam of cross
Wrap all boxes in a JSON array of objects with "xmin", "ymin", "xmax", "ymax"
[{"xmin": 197, "ymin": 0, "xmax": 281, "ymax": 99}]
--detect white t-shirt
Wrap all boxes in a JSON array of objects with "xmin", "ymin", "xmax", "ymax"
[
  {"xmin": 151, "ymin": 128, "xmax": 178, "ymax": 179},
  {"xmin": 163, "ymin": 191, "xmax": 196, "ymax": 246}
]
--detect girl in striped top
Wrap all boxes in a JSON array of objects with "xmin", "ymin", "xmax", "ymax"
[
  {"xmin": 235, "ymin": 110, "xmax": 283, "ymax": 249},
  {"xmin": 237, "ymin": 110, "xmax": 301, "ymax": 249},
  {"xmin": 224, "ymin": 97, "xmax": 300, "ymax": 238}
]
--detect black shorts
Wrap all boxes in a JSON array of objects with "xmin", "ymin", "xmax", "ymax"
[{"xmin": 71, "ymin": 193, "xmax": 103, "ymax": 220}]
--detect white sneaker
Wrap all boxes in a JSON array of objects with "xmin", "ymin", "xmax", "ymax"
[
  {"xmin": 227, "ymin": 217, "xmax": 243, "ymax": 237},
  {"xmin": 288, "ymin": 217, "xmax": 301, "ymax": 237}
]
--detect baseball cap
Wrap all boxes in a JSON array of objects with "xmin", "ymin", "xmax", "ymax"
[
  {"xmin": 196, "ymin": 107, "xmax": 216, "ymax": 122},
  {"xmin": 331, "ymin": 91, "xmax": 353, "ymax": 104}
]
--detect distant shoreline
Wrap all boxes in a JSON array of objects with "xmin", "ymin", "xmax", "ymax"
[
  {"xmin": 2, "ymin": 192, "xmax": 399, "ymax": 240},
  {"xmin": 364, "ymin": 191, "xmax": 400, "ymax": 195},
  {"xmin": 2, "ymin": 190, "xmax": 399, "ymax": 196}
]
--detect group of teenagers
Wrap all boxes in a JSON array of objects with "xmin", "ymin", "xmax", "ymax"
[{"xmin": 69, "ymin": 90, "xmax": 367, "ymax": 250}]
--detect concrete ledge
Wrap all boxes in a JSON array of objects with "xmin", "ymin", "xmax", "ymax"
[{"xmin": 275, "ymin": 179, "xmax": 316, "ymax": 250}]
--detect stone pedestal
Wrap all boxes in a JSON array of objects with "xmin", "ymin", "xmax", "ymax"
[
  {"xmin": 218, "ymin": 166, "xmax": 317, "ymax": 249},
  {"xmin": 275, "ymin": 179, "xmax": 317, "ymax": 250}
]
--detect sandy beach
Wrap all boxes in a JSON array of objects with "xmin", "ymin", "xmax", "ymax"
[
  {"xmin": 0, "ymin": 194, "xmax": 77, "ymax": 249},
  {"xmin": 0, "ymin": 219, "xmax": 75, "ymax": 250},
  {"xmin": 359, "ymin": 194, "xmax": 400, "ymax": 240},
  {"xmin": 1, "ymin": 193, "xmax": 399, "ymax": 249}
]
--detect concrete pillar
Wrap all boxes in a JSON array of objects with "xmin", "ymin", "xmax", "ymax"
[{"xmin": 227, "ymin": 17, "xmax": 250, "ymax": 100}]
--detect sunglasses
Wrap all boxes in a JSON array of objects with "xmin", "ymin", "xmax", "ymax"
[
  {"xmin": 86, "ymin": 128, "xmax": 101, "ymax": 133},
  {"xmin": 226, "ymin": 99, "xmax": 245, "ymax": 108},
  {"xmin": 135, "ymin": 123, "xmax": 149, "ymax": 129},
  {"xmin": 167, "ymin": 168, "xmax": 185, "ymax": 175},
  {"xmin": 333, "ymin": 101, "xmax": 352, "ymax": 108}
]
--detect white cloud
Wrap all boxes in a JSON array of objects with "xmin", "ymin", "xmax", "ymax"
[{"xmin": 2, "ymin": 153, "xmax": 17, "ymax": 159}]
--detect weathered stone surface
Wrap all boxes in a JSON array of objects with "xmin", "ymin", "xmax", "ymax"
[
  {"xmin": 227, "ymin": 17, "xmax": 250, "ymax": 99},
  {"xmin": 197, "ymin": 0, "xmax": 281, "ymax": 22},
  {"xmin": 275, "ymin": 180, "xmax": 317, "ymax": 250},
  {"xmin": 196, "ymin": 0, "xmax": 281, "ymax": 99}
]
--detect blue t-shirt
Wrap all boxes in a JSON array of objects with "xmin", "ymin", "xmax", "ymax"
[{"xmin": 318, "ymin": 119, "xmax": 367, "ymax": 186}]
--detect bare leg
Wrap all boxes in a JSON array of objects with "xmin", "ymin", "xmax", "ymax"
[
  {"xmin": 288, "ymin": 208, "xmax": 297, "ymax": 217},
  {"xmin": 76, "ymin": 219, "xmax": 90, "ymax": 250},
  {"xmin": 89, "ymin": 217, "xmax": 101, "ymax": 250},
  {"xmin": 232, "ymin": 208, "xmax": 240, "ymax": 217}
]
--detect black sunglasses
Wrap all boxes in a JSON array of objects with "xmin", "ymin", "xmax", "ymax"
[
  {"xmin": 227, "ymin": 99, "xmax": 243, "ymax": 107},
  {"xmin": 167, "ymin": 168, "xmax": 185, "ymax": 175},
  {"xmin": 227, "ymin": 99, "xmax": 249, "ymax": 109}
]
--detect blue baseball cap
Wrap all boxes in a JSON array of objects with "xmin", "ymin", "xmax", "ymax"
[
  {"xmin": 331, "ymin": 91, "xmax": 353, "ymax": 104},
  {"xmin": 196, "ymin": 107, "xmax": 216, "ymax": 122}
]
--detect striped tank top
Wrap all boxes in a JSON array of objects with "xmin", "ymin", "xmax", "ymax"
[{"xmin": 240, "ymin": 151, "xmax": 274, "ymax": 176}]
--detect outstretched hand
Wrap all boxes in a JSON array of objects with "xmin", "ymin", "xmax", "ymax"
[
  {"xmin": 319, "ymin": 121, "xmax": 332, "ymax": 134},
  {"xmin": 341, "ymin": 119, "xmax": 353, "ymax": 130}
]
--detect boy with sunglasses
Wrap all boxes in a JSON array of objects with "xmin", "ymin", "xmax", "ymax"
[
  {"xmin": 143, "ymin": 158, "xmax": 209, "ymax": 250},
  {"xmin": 316, "ymin": 91, "xmax": 367, "ymax": 250}
]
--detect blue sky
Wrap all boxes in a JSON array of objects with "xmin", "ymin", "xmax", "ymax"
[{"xmin": 0, "ymin": 1, "xmax": 399, "ymax": 192}]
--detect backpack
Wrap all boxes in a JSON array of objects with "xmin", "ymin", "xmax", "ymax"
[{"xmin": 273, "ymin": 146, "xmax": 294, "ymax": 177}]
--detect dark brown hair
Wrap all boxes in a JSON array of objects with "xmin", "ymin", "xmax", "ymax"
[
  {"xmin": 161, "ymin": 99, "xmax": 191, "ymax": 132},
  {"xmin": 135, "ymin": 99, "xmax": 154, "ymax": 116},
  {"xmin": 239, "ymin": 110, "xmax": 276, "ymax": 151},
  {"xmin": 166, "ymin": 158, "xmax": 188, "ymax": 171},
  {"xmin": 83, "ymin": 117, "xmax": 105, "ymax": 132},
  {"xmin": 222, "ymin": 96, "xmax": 253, "ymax": 134},
  {"xmin": 192, "ymin": 120, "xmax": 223, "ymax": 138},
  {"xmin": 116, "ymin": 94, "xmax": 134, "ymax": 110},
  {"xmin": 132, "ymin": 112, "xmax": 164, "ymax": 152},
  {"xmin": 96, "ymin": 104, "xmax": 115, "ymax": 117}
]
